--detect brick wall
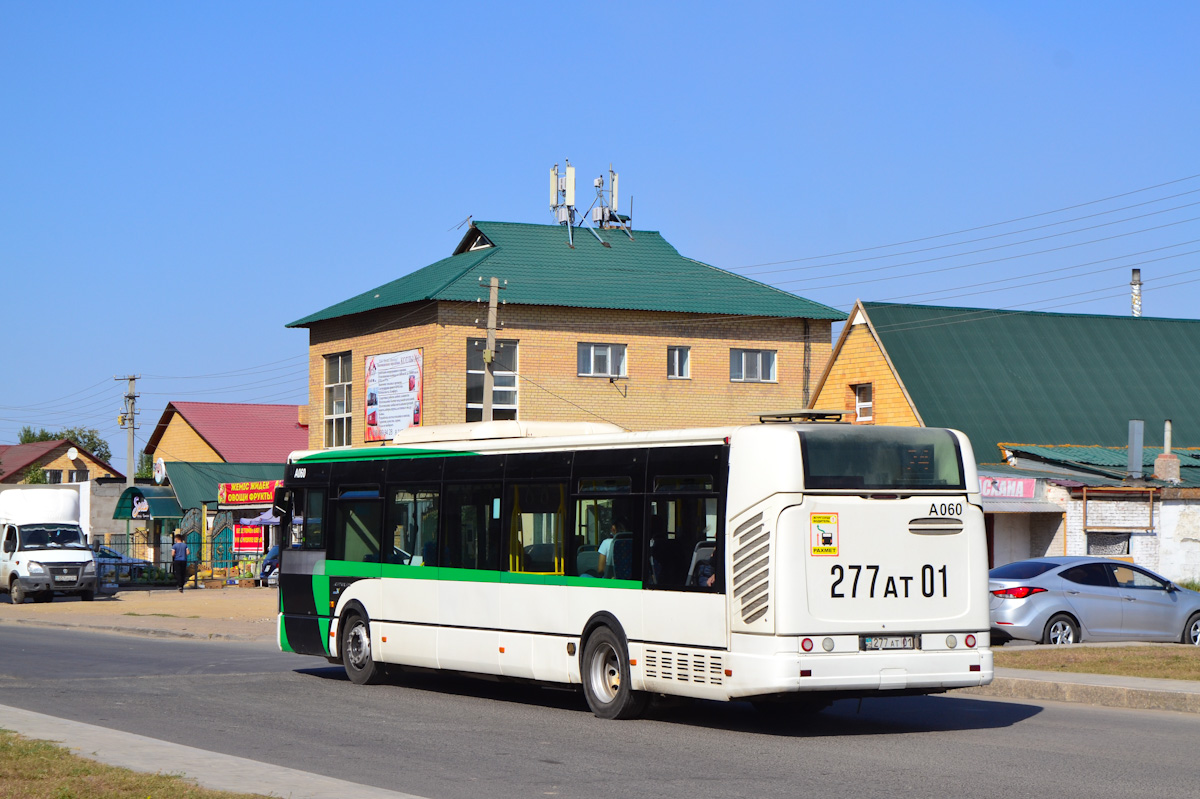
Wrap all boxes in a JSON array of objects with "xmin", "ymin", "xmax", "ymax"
[
  {"xmin": 299, "ymin": 301, "xmax": 833, "ymax": 449},
  {"xmin": 811, "ymin": 321, "xmax": 919, "ymax": 426},
  {"xmin": 156, "ymin": 418, "xmax": 223, "ymax": 463}
]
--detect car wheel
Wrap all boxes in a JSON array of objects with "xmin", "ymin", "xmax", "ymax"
[
  {"xmin": 581, "ymin": 626, "xmax": 649, "ymax": 719},
  {"xmin": 341, "ymin": 614, "xmax": 383, "ymax": 685},
  {"xmin": 1182, "ymin": 613, "xmax": 1200, "ymax": 646},
  {"xmin": 1042, "ymin": 613, "xmax": 1079, "ymax": 645},
  {"xmin": 10, "ymin": 580, "xmax": 26, "ymax": 605}
]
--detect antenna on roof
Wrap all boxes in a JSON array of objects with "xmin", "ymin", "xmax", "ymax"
[
  {"xmin": 591, "ymin": 164, "xmax": 634, "ymax": 241},
  {"xmin": 550, "ymin": 161, "xmax": 577, "ymax": 248}
]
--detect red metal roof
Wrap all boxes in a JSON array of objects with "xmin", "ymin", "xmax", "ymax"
[
  {"xmin": 145, "ymin": 402, "xmax": 309, "ymax": 463},
  {"xmin": 0, "ymin": 439, "xmax": 124, "ymax": 483}
]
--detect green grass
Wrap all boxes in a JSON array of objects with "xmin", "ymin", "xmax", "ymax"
[
  {"xmin": 0, "ymin": 730, "xmax": 269, "ymax": 799},
  {"xmin": 994, "ymin": 645, "xmax": 1200, "ymax": 681}
]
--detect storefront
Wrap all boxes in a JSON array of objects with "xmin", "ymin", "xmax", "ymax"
[
  {"xmin": 978, "ymin": 470, "xmax": 1066, "ymax": 568},
  {"xmin": 217, "ymin": 479, "xmax": 284, "ymax": 561},
  {"xmin": 111, "ymin": 484, "xmax": 184, "ymax": 563}
]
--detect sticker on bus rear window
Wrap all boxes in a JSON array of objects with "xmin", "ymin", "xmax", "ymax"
[{"xmin": 810, "ymin": 513, "xmax": 839, "ymax": 556}]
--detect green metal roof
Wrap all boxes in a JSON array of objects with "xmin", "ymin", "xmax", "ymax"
[
  {"xmin": 1005, "ymin": 444, "xmax": 1200, "ymax": 469},
  {"xmin": 288, "ymin": 221, "xmax": 844, "ymax": 327},
  {"xmin": 112, "ymin": 486, "xmax": 183, "ymax": 520},
  {"xmin": 164, "ymin": 462, "xmax": 285, "ymax": 511},
  {"xmin": 863, "ymin": 302, "xmax": 1200, "ymax": 454}
]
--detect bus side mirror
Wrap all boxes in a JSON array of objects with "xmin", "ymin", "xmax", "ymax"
[{"xmin": 273, "ymin": 487, "xmax": 292, "ymax": 523}]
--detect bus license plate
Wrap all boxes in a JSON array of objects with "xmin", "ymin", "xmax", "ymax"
[{"xmin": 862, "ymin": 635, "xmax": 915, "ymax": 650}]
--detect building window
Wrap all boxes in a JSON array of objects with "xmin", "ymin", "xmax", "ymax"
[
  {"xmin": 69, "ymin": 469, "xmax": 89, "ymax": 483},
  {"xmin": 466, "ymin": 339, "xmax": 519, "ymax": 422},
  {"xmin": 578, "ymin": 343, "xmax": 627, "ymax": 377},
  {"xmin": 43, "ymin": 470, "xmax": 62, "ymax": 484},
  {"xmin": 324, "ymin": 352, "xmax": 352, "ymax": 447},
  {"xmin": 853, "ymin": 383, "xmax": 874, "ymax": 422},
  {"xmin": 667, "ymin": 346, "xmax": 690, "ymax": 379},
  {"xmin": 729, "ymin": 349, "xmax": 776, "ymax": 383}
]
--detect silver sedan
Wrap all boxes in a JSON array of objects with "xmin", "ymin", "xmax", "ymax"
[{"xmin": 989, "ymin": 556, "xmax": 1200, "ymax": 645}]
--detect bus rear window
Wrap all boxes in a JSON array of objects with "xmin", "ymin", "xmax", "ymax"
[{"xmin": 799, "ymin": 428, "xmax": 965, "ymax": 490}]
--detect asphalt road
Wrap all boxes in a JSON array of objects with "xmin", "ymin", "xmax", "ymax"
[{"xmin": 2, "ymin": 626, "xmax": 1198, "ymax": 799}]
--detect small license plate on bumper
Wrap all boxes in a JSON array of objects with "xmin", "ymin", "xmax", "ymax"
[
  {"xmin": 862, "ymin": 635, "xmax": 916, "ymax": 650},
  {"xmin": 53, "ymin": 575, "xmax": 73, "ymax": 582}
]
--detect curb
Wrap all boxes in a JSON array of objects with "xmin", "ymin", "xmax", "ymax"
[{"xmin": 953, "ymin": 671, "xmax": 1200, "ymax": 714}]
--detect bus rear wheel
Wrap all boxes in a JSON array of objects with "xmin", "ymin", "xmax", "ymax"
[
  {"xmin": 342, "ymin": 615, "xmax": 384, "ymax": 685},
  {"xmin": 582, "ymin": 626, "xmax": 649, "ymax": 720}
]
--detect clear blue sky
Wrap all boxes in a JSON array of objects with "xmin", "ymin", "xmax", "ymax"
[{"xmin": 3, "ymin": 2, "xmax": 1198, "ymax": 474}]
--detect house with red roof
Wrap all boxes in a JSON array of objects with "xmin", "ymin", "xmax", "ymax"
[
  {"xmin": 0, "ymin": 439, "xmax": 123, "ymax": 484},
  {"xmin": 143, "ymin": 402, "xmax": 309, "ymax": 464}
]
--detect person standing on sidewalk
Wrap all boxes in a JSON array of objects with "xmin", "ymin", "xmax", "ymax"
[{"xmin": 172, "ymin": 534, "xmax": 188, "ymax": 592}]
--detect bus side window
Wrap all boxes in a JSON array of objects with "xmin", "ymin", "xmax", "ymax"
[
  {"xmin": 303, "ymin": 490, "xmax": 325, "ymax": 550},
  {"xmin": 572, "ymin": 495, "xmax": 640, "ymax": 579},
  {"xmin": 648, "ymin": 495, "xmax": 721, "ymax": 592},
  {"xmin": 388, "ymin": 488, "xmax": 438, "ymax": 566},
  {"xmin": 443, "ymin": 483, "xmax": 502, "ymax": 570},
  {"xmin": 330, "ymin": 499, "xmax": 382, "ymax": 563},
  {"xmin": 508, "ymin": 482, "xmax": 566, "ymax": 574}
]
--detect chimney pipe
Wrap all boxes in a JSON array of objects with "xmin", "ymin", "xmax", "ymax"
[
  {"xmin": 1127, "ymin": 419, "xmax": 1144, "ymax": 479},
  {"xmin": 1131, "ymin": 268, "xmax": 1142, "ymax": 317},
  {"xmin": 1155, "ymin": 419, "xmax": 1181, "ymax": 483}
]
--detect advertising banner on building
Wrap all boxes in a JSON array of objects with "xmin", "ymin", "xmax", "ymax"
[
  {"xmin": 233, "ymin": 524, "xmax": 264, "ymax": 554},
  {"xmin": 365, "ymin": 349, "xmax": 423, "ymax": 441},
  {"xmin": 217, "ymin": 480, "xmax": 284, "ymax": 505}
]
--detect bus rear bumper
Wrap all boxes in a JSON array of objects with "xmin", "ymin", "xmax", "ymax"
[{"xmin": 726, "ymin": 647, "xmax": 994, "ymax": 698}]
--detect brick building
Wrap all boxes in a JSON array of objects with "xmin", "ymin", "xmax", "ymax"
[
  {"xmin": 810, "ymin": 301, "xmax": 1200, "ymax": 579},
  {"xmin": 288, "ymin": 221, "xmax": 844, "ymax": 450},
  {"xmin": 0, "ymin": 439, "xmax": 121, "ymax": 484}
]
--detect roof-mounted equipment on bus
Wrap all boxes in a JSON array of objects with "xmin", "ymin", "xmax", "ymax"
[{"xmin": 758, "ymin": 409, "xmax": 850, "ymax": 424}]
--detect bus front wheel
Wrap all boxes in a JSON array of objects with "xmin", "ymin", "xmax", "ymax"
[
  {"xmin": 582, "ymin": 626, "xmax": 649, "ymax": 720},
  {"xmin": 341, "ymin": 615, "xmax": 384, "ymax": 685}
]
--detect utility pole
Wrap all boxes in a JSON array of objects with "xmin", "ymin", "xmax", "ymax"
[
  {"xmin": 481, "ymin": 277, "xmax": 500, "ymax": 421},
  {"xmin": 116, "ymin": 375, "xmax": 139, "ymax": 487}
]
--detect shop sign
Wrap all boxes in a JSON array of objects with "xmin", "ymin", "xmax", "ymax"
[
  {"xmin": 234, "ymin": 524, "xmax": 264, "ymax": 554},
  {"xmin": 131, "ymin": 491, "xmax": 150, "ymax": 520},
  {"xmin": 218, "ymin": 479, "xmax": 284, "ymax": 505},
  {"xmin": 364, "ymin": 348, "xmax": 423, "ymax": 442},
  {"xmin": 980, "ymin": 476, "xmax": 1036, "ymax": 499}
]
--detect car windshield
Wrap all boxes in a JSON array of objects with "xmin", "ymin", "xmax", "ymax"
[
  {"xmin": 990, "ymin": 561, "xmax": 1059, "ymax": 579},
  {"xmin": 19, "ymin": 524, "xmax": 87, "ymax": 550}
]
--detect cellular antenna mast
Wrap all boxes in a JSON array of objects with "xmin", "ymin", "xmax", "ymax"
[
  {"xmin": 591, "ymin": 164, "xmax": 634, "ymax": 241},
  {"xmin": 549, "ymin": 160, "xmax": 577, "ymax": 248}
]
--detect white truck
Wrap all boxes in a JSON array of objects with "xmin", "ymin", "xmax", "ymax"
[{"xmin": 0, "ymin": 488, "xmax": 98, "ymax": 604}]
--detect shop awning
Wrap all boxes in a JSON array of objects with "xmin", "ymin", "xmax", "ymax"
[
  {"xmin": 113, "ymin": 485, "xmax": 183, "ymax": 520},
  {"xmin": 981, "ymin": 498, "xmax": 1064, "ymax": 514}
]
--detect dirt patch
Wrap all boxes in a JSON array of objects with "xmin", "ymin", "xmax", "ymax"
[{"xmin": 0, "ymin": 586, "xmax": 278, "ymax": 641}]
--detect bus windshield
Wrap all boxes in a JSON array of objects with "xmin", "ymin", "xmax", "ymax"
[
  {"xmin": 800, "ymin": 427, "xmax": 965, "ymax": 490},
  {"xmin": 18, "ymin": 524, "xmax": 88, "ymax": 550}
]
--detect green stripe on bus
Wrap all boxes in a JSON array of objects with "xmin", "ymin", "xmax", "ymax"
[
  {"xmin": 313, "ymin": 573, "xmax": 330, "ymax": 614},
  {"xmin": 279, "ymin": 616, "xmax": 293, "ymax": 652},
  {"xmin": 319, "ymin": 617, "xmax": 332, "ymax": 656},
  {"xmin": 381, "ymin": 564, "xmax": 441, "ymax": 580},
  {"xmin": 295, "ymin": 447, "xmax": 480, "ymax": 463}
]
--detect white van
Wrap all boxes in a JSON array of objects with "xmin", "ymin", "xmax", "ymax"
[{"xmin": 0, "ymin": 488, "xmax": 98, "ymax": 604}]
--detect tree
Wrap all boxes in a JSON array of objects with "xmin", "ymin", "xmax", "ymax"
[
  {"xmin": 22, "ymin": 463, "xmax": 47, "ymax": 484},
  {"xmin": 135, "ymin": 452, "xmax": 154, "ymax": 479},
  {"xmin": 18, "ymin": 425, "xmax": 112, "ymax": 464}
]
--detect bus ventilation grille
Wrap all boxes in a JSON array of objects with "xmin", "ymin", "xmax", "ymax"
[
  {"xmin": 732, "ymin": 512, "xmax": 770, "ymax": 624},
  {"xmin": 643, "ymin": 648, "xmax": 725, "ymax": 685}
]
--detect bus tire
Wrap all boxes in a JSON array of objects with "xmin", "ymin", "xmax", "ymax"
[
  {"xmin": 581, "ymin": 626, "xmax": 649, "ymax": 720},
  {"xmin": 10, "ymin": 579, "xmax": 26, "ymax": 605},
  {"xmin": 341, "ymin": 614, "xmax": 383, "ymax": 685}
]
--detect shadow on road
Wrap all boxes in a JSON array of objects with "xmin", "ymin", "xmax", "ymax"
[{"xmin": 295, "ymin": 664, "xmax": 1042, "ymax": 736}]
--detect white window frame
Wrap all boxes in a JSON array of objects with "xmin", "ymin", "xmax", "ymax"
[
  {"xmin": 667, "ymin": 346, "xmax": 690, "ymax": 379},
  {"xmin": 467, "ymin": 339, "xmax": 519, "ymax": 421},
  {"xmin": 854, "ymin": 383, "xmax": 874, "ymax": 422},
  {"xmin": 577, "ymin": 343, "xmax": 627, "ymax": 378},
  {"xmin": 324, "ymin": 352, "xmax": 353, "ymax": 448},
  {"xmin": 729, "ymin": 349, "xmax": 776, "ymax": 383}
]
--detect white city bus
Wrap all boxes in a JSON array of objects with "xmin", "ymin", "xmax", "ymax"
[{"xmin": 275, "ymin": 417, "xmax": 993, "ymax": 719}]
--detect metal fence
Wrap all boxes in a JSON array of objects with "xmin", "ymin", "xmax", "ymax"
[{"xmin": 97, "ymin": 520, "xmax": 272, "ymax": 589}]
